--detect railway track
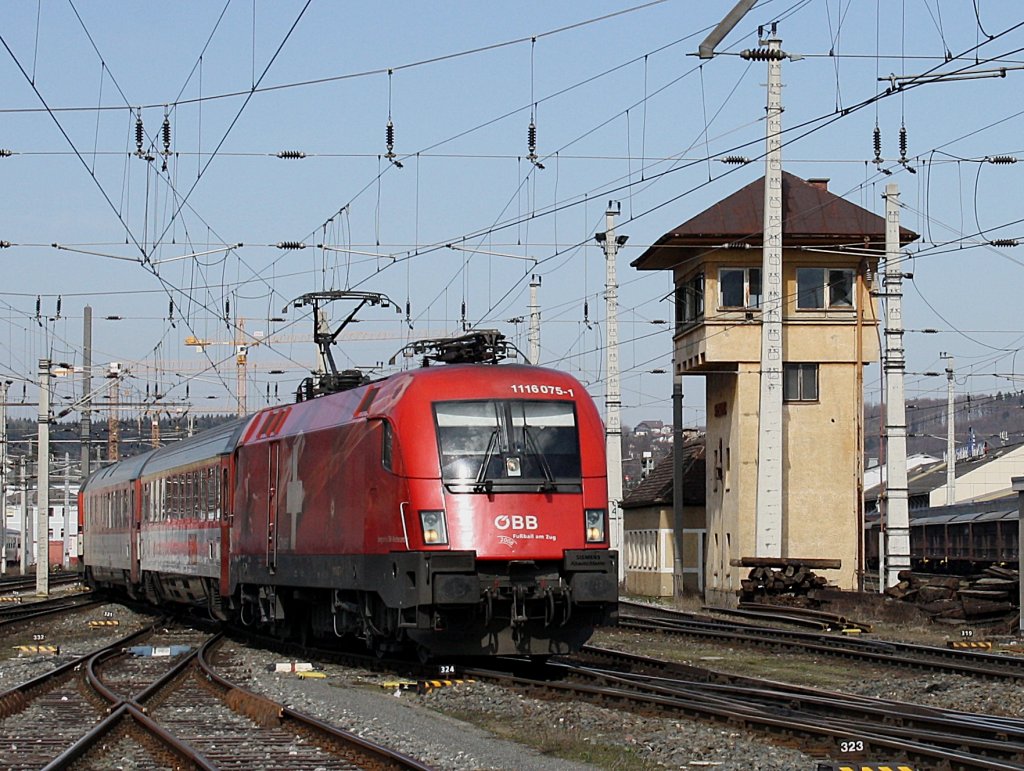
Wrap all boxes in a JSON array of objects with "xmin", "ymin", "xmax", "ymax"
[
  {"xmin": 0, "ymin": 572, "xmax": 83, "ymax": 596},
  {"xmin": 0, "ymin": 621, "xmax": 433, "ymax": 770},
  {"xmin": 0, "ymin": 592, "xmax": 99, "ymax": 628},
  {"xmin": 462, "ymin": 646, "xmax": 1024, "ymax": 771},
  {"xmin": 618, "ymin": 599, "xmax": 1024, "ymax": 680}
]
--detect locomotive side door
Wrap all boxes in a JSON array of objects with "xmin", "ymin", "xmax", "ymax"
[
  {"xmin": 129, "ymin": 482, "xmax": 141, "ymax": 584},
  {"xmin": 266, "ymin": 441, "xmax": 280, "ymax": 573},
  {"xmin": 218, "ymin": 460, "xmax": 231, "ymax": 595}
]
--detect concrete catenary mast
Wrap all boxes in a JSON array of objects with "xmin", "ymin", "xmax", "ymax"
[
  {"xmin": 37, "ymin": 358, "xmax": 50, "ymax": 595},
  {"xmin": 754, "ymin": 35, "xmax": 785, "ymax": 557},
  {"xmin": 597, "ymin": 202, "xmax": 627, "ymax": 581},
  {"xmin": 528, "ymin": 274, "xmax": 541, "ymax": 365},
  {"xmin": 882, "ymin": 183, "xmax": 911, "ymax": 588},
  {"xmin": 80, "ymin": 305, "xmax": 92, "ymax": 480},
  {"xmin": 0, "ymin": 379, "xmax": 10, "ymax": 575},
  {"xmin": 944, "ymin": 354, "xmax": 955, "ymax": 505}
]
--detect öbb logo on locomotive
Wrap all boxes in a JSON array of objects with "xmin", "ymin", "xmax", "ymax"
[
  {"xmin": 494, "ymin": 514, "xmax": 539, "ymax": 531},
  {"xmin": 80, "ymin": 331, "xmax": 618, "ymax": 659}
]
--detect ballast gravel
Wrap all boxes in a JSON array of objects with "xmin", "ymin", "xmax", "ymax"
[
  {"xmin": 7, "ymin": 597, "xmax": 1024, "ymax": 769},
  {"xmin": 235, "ymin": 642, "xmax": 815, "ymax": 770}
]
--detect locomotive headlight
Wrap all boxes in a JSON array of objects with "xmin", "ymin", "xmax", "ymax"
[
  {"xmin": 584, "ymin": 508, "xmax": 606, "ymax": 543},
  {"xmin": 419, "ymin": 510, "xmax": 449, "ymax": 545}
]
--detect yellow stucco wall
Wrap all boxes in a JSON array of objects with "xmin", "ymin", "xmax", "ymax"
[
  {"xmin": 680, "ymin": 247, "xmax": 874, "ymax": 605},
  {"xmin": 623, "ymin": 504, "xmax": 706, "ymax": 597}
]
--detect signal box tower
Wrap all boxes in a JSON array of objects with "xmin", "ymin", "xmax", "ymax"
[{"xmin": 633, "ymin": 173, "xmax": 917, "ymax": 604}]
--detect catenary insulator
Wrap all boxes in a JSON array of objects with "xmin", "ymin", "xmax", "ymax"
[
  {"xmin": 225, "ymin": 299, "xmax": 230, "ymax": 319},
  {"xmin": 35, "ymin": 296, "xmax": 40, "ymax": 318},
  {"xmin": 899, "ymin": 125, "xmax": 908, "ymax": 161},
  {"xmin": 135, "ymin": 113, "xmax": 144, "ymax": 154},
  {"xmin": 988, "ymin": 155, "xmax": 1018, "ymax": 164},
  {"xmin": 162, "ymin": 115, "xmax": 171, "ymax": 153},
  {"xmin": 989, "ymin": 239, "xmax": 1019, "ymax": 247},
  {"xmin": 0, "ymin": 241, "xmax": 10, "ymax": 248},
  {"xmin": 528, "ymin": 121, "xmax": 537, "ymax": 155},
  {"xmin": 56, "ymin": 296, "xmax": 61, "ymax": 318},
  {"xmin": 168, "ymin": 299, "xmax": 174, "ymax": 321},
  {"xmin": 872, "ymin": 126, "xmax": 882, "ymax": 162},
  {"xmin": 386, "ymin": 119, "xmax": 395, "ymax": 156},
  {"xmin": 276, "ymin": 241, "xmax": 306, "ymax": 250},
  {"xmin": 0, "ymin": 149, "xmax": 11, "ymax": 157},
  {"xmin": 276, "ymin": 150, "xmax": 306, "ymax": 159},
  {"xmin": 721, "ymin": 155, "xmax": 750, "ymax": 165},
  {"xmin": 740, "ymin": 47, "xmax": 785, "ymax": 61}
]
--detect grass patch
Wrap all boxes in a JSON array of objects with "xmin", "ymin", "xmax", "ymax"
[
  {"xmin": 435, "ymin": 705, "xmax": 654, "ymax": 769},
  {"xmin": 592, "ymin": 627, "xmax": 894, "ymax": 689}
]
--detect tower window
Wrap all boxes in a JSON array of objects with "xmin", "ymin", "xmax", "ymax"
[
  {"xmin": 796, "ymin": 268, "xmax": 855, "ymax": 309},
  {"xmin": 719, "ymin": 267, "xmax": 762, "ymax": 309},
  {"xmin": 675, "ymin": 272, "xmax": 705, "ymax": 329},
  {"xmin": 783, "ymin": 363, "xmax": 819, "ymax": 402}
]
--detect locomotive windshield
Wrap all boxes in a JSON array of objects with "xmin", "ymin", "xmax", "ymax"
[{"xmin": 434, "ymin": 400, "xmax": 582, "ymax": 492}]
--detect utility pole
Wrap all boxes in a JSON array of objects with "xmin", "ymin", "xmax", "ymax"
[
  {"xmin": 62, "ymin": 451, "xmax": 70, "ymax": 569},
  {"xmin": 315, "ymin": 308, "xmax": 330, "ymax": 376},
  {"xmin": 81, "ymin": 305, "xmax": 92, "ymax": 480},
  {"xmin": 0, "ymin": 380, "xmax": 9, "ymax": 576},
  {"xmin": 19, "ymin": 457, "xmax": 27, "ymax": 576},
  {"xmin": 672, "ymin": 371, "xmax": 685, "ymax": 598},
  {"xmin": 944, "ymin": 353, "xmax": 955, "ymax": 505},
  {"xmin": 37, "ymin": 359, "xmax": 50, "ymax": 595},
  {"xmin": 528, "ymin": 274, "xmax": 541, "ymax": 365},
  {"xmin": 236, "ymin": 317, "xmax": 248, "ymax": 416},
  {"xmin": 752, "ymin": 34, "xmax": 786, "ymax": 557},
  {"xmin": 107, "ymin": 365, "xmax": 120, "ymax": 462},
  {"xmin": 882, "ymin": 183, "xmax": 910, "ymax": 589},
  {"xmin": 596, "ymin": 202, "xmax": 627, "ymax": 582}
]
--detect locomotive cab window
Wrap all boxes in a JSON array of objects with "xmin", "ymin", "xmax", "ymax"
[
  {"xmin": 434, "ymin": 399, "xmax": 581, "ymax": 493},
  {"xmin": 381, "ymin": 420, "xmax": 394, "ymax": 471}
]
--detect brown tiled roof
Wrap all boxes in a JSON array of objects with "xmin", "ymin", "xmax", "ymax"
[
  {"xmin": 621, "ymin": 440, "xmax": 706, "ymax": 508},
  {"xmin": 633, "ymin": 172, "xmax": 919, "ymax": 271}
]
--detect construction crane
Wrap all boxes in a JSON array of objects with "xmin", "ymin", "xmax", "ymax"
[
  {"xmin": 184, "ymin": 317, "xmax": 447, "ymax": 414},
  {"xmin": 184, "ymin": 318, "xmax": 260, "ymax": 416}
]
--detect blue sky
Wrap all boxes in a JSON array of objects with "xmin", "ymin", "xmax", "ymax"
[{"xmin": 3, "ymin": 0, "xmax": 1024, "ymax": 433}]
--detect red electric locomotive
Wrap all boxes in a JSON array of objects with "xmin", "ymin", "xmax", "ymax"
[{"xmin": 81, "ymin": 331, "xmax": 618, "ymax": 657}]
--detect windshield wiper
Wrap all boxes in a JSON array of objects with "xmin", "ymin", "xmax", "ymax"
[
  {"xmin": 474, "ymin": 430, "xmax": 498, "ymax": 493},
  {"xmin": 523, "ymin": 425, "xmax": 557, "ymax": 492}
]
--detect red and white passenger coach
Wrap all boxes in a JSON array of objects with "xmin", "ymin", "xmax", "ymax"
[{"xmin": 80, "ymin": 332, "xmax": 618, "ymax": 657}]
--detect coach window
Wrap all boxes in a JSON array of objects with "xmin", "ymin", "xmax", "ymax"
[
  {"xmin": 193, "ymin": 471, "xmax": 201, "ymax": 519},
  {"xmin": 184, "ymin": 473, "xmax": 192, "ymax": 519},
  {"xmin": 206, "ymin": 467, "xmax": 217, "ymax": 519},
  {"xmin": 172, "ymin": 476, "xmax": 182, "ymax": 519}
]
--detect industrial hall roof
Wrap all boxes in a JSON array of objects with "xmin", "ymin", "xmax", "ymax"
[{"xmin": 632, "ymin": 171, "xmax": 920, "ymax": 271}]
